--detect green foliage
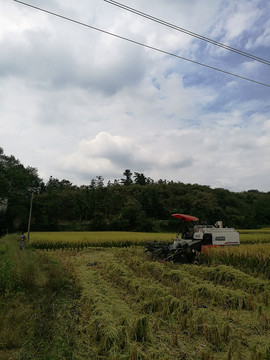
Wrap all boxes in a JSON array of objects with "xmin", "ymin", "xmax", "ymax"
[
  {"xmin": 1, "ymin": 147, "xmax": 270, "ymax": 233},
  {"xmin": 0, "ymin": 149, "xmax": 42, "ymax": 233},
  {"xmin": 31, "ymin": 180, "xmax": 269, "ymax": 232}
]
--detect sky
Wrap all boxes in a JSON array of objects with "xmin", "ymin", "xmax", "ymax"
[{"xmin": 1, "ymin": 0, "xmax": 270, "ymax": 192}]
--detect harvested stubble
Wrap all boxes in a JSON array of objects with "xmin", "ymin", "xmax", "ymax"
[
  {"xmin": 84, "ymin": 251, "xmax": 266, "ymax": 355},
  {"xmin": 41, "ymin": 241, "xmax": 270, "ymax": 359},
  {"xmin": 118, "ymin": 255, "xmax": 256, "ymax": 311},
  {"xmin": 66, "ymin": 251, "xmax": 156, "ymax": 359},
  {"xmin": 182, "ymin": 264, "xmax": 270, "ymax": 305}
]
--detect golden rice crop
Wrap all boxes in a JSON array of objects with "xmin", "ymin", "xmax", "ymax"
[
  {"xmin": 30, "ymin": 227, "xmax": 270, "ymax": 250},
  {"xmin": 30, "ymin": 231, "xmax": 176, "ymax": 250},
  {"xmin": 238, "ymin": 228, "xmax": 270, "ymax": 244},
  {"xmin": 198, "ymin": 243, "xmax": 270, "ymax": 279}
]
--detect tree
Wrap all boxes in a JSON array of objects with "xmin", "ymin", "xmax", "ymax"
[
  {"xmin": 0, "ymin": 149, "xmax": 42, "ymax": 232},
  {"xmin": 121, "ymin": 169, "xmax": 133, "ymax": 186},
  {"xmin": 134, "ymin": 172, "xmax": 147, "ymax": 185}
]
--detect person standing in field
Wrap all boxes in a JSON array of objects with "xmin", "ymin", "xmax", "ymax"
[{"xmin": 19, "ymin": 231, "xmax": 26, "ymax": 250}]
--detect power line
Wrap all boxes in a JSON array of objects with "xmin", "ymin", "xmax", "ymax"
[
  {"xmin": 13, "ymin": 0, "xmax": 270, "ymax": 88},
  {"xmin": 104, "ymin": 0, "xmax": 270, "ymax": 66}
]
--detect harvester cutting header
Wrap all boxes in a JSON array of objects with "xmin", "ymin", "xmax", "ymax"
[{"xmin": 145, "ymin": 214, "xmax": 240, "ymax": 263}]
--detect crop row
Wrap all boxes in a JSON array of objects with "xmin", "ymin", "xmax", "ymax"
[
  {"xmin": 31, "ymin": 239, "xmax": 143, "ymax": 250},
  {"xmin": 75, "ymin": 253, "xmax": 232, "ymax": 358},
  {"xmin": 30, "ymin": 229, "xmax": 270, "ymax": 250},
  {"xmin": 47, "ymin": 246, "xmax": 270, "ymax": 359},
  {"xmin": 31, "ymin": 239, "xmax": 270, "ymax": 252},
  {"xmin": 182, "ymin": 264, "xmax": 270, "ymax": 304},
  {"xmin": 64, "ymin": 252, "xmax": 164, "ymax": 359},
  {"xmin": 239, "ymin": 228, "xmax": 270, "ymax": 244},
  {"xmin": 197, "ymin": 244, "xmax": 270, "ymax": 279},
  {"xmin": 30, "ymin": 231, "xmax": 174, "ymax": 245},
  {"xmin": 118, "ymin": 253, "xmax": 268, "ymax": 311}
]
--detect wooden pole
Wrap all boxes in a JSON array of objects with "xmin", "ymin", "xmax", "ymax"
[{"xmin": 27, "ymin": 192, "xmax": 34, "ymax": 244}]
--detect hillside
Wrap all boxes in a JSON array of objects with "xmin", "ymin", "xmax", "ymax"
[{"xmin": 1, "ymin": 148, "xmax": 270, "ymax": 234}]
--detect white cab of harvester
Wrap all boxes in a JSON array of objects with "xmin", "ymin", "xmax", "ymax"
[{"xmin": 193, "ymin": 222, "xmax": 240, "ymax": 246}]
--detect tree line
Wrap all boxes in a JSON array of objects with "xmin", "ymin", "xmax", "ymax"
[{"xmin": 1, "ymin": 148, "xmax": 270, "ymax": 234}]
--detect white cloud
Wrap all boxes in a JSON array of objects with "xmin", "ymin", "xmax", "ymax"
[
  {"xmin": 225, "ymin": 6, "xmax": 260, "ymax": 41},
  {"xmin": 58, "ymin": 131, "xmax": 153, "ymax": 181},
  {"xmin": 0, "ymin": 0, "xmax": 270, "ymax": 191}
]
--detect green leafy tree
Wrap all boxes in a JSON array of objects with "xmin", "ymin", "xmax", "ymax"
[{"xmin": 0, "ymin": 148, "xmax": 42, "ymax": 233}]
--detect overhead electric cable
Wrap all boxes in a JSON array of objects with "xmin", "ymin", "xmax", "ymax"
[
  {"xmin": 13, "ymin": 0, "xmax": 270, "ymax": 88},
  {"xmin": 104, "ymin": 0, "xmax": 270, "ymax": 66}
]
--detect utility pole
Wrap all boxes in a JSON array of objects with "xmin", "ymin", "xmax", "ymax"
[{"xmin": 27, "ymin": 191, "xmax": 34, "ymax": 244}]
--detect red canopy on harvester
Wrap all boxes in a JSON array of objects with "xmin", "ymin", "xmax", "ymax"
[{"xmin": 172, "ymin": 214, "xmax": 199, "ymax": 222}]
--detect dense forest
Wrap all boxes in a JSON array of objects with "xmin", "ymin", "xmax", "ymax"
[{"xmin": 1, "ymin": 147, "xmax": 270, "ymax": 235}]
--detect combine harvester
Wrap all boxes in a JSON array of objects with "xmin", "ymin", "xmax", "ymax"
[{"xmin": 145, "ymin": 214, "xmax": 240, "ymax": 263}]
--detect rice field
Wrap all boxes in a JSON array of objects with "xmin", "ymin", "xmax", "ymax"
[
  {"xmin": 30, "ymin": 228, "xmax": 270, "ymax": 250},
  {"xmin": 30, "ymin": 231, "xmax": 176, "ymax": 249},
  {"xmin": 238, "ymin": 228, "xmax": 270, "ymax": 244},
  {"xmin": 44, "ymin": 245, "xmax": 270, "ymax": 359},
  {"xmin": 30, "ymin": 228, "xmax": 270, "ymax": 359}
]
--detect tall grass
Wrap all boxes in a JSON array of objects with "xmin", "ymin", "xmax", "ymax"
[
  {"xmin": 0, "ymin": 234, "xmax": 29, "ymax": 296},
  {"xmin": 0, "ymin": 234, "xmax": 80, "ymax": 359}
]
